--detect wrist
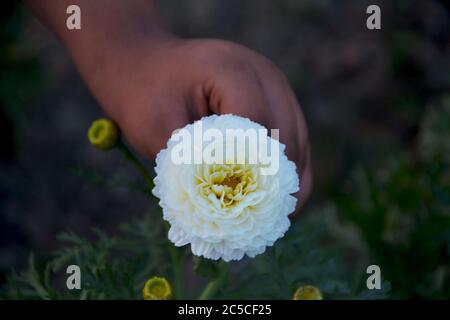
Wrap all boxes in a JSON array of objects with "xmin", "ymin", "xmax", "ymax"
[
  {"xmin": 86, "ymin": 30, "xmax": 179, "ymax": 121},
  {"xmin": 50, "ymin": 1, "xmax": 179, "ymax": 119},
  {"xmin": 60, "ymin": 1, "xmax": 176, "ymax": 72}
]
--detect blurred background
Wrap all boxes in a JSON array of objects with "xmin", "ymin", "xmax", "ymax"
[{"xmin": 0, "ymin": 0, "xmax": 449, "ymax": 298}]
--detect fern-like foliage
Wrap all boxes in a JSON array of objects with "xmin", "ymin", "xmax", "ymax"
[{"xmin": 1, "ymin": 96, "xmax": 449, "ymax": 300}]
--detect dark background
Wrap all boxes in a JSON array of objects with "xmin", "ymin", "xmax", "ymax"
[{"xmin": 0, "ymin": 0, "xmax": 449, "ymax": 298}]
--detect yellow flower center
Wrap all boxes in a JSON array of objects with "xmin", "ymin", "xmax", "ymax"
[
  {"xmin": 87, "ymin": 118, "xmax": 119, "ymax": 150},
  {"xmin": 196, "ymin": 164, "xmax": 257, "ymax": 208},
  {"xmin": 293, "ymin": 285, "xmax": 323, "ymax": 300},
  {"xmin": 142, "ymin": 277, "xmax": 172, "ymax": 300},
  {"xmin": 148, "ymin": 282, "xmax": 166, "ymax": 297}
]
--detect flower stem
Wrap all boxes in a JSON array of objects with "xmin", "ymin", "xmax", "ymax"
[
  {"xmin": 170, "ymin": 245, "xmax": 184, "ymax": 299},
  {"xmin": 165, "ymin": 223, "xmax": 184, "ymax": 299},
  {"xmin": 116, "ymin": 141, "xmax": 154, "ymax": 189},
  {"xmin": 198, "ymin": 262, "xmax": 228, "ymax": 300}
]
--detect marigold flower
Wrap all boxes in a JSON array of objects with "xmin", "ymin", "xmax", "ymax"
[
  {"xmin": 88, "ymin": 118, "xmax": 119, "ymax": 150},
  {"xmin": 142, "ymin": 276, "xmax": 173, "ymax": 300},
  {"xmin": 293, "ymin": 285, "xmax": 323, "ymax": 300},
  {"xmin": 153, "ymin": 114, "xmax": 300, "ymax": 261}
]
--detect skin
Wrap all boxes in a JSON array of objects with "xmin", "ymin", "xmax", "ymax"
[{"xmin": 24, "ymin": 0, "xmax": 312, "ymax": 212}]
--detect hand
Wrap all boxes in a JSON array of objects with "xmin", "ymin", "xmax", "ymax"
[
  {"xmin": 89, "ymin": 37, "xmax": 312, "ymax": 210},
  {"xmin": 25, "ymin": 0, "xmax": 312, "ymax": 210}
]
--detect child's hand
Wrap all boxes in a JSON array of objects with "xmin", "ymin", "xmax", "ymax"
[
  {"xmin": 93, "ymin": 37, "xmax": 312, "ymax": 209},
  {"xmin": 25, "ymin": 0, "xmax": 312, "ymax": 209}
]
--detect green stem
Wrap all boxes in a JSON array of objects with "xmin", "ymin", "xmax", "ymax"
[
  {"xmin": 116, "ymin": 141, "xmax": 154, "ymax": 189},
  {"xmin": 170, "ymin": 245, "xmax": 184, "ymax": 299},
  {"xmin": 199, "ymin": 262, "xmax": 228, "ymax": 300},
  {"xmin": 165, "ymin": 223, "xmax": 184, "ymax": 299}
]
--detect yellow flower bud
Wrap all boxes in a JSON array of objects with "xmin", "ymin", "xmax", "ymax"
[
  {"xmin": 293, "ymin": 285, "xmax": 323, "ymax": 300},
  {"xmin": 142, "ymin": 276, "xmax": 173, "ymax": 300},
  {"xmin": 88, "ymin": 118, "xmax": 119, "ymax": 150}
]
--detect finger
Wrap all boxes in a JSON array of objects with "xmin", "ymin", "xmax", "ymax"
[
  {"xmin": 205, "ymin": 65, "xmax": 272, "ymax": 128},
  {"xmin": 289, "ymin": 143, "xmax": 313, "ymax": 217},
  {"xmin": 255, "ymin": 62, "xmax": 313, "ymax": 213}
]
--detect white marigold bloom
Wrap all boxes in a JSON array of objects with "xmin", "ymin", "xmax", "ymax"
[{"xmin": 152, "ymin": 114, "xmax": 299, "ymax": 261}]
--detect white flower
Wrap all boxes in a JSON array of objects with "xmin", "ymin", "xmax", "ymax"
[{"xmin": 152, "ymin": 114, "xmax": 299, "ymax": 261}]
